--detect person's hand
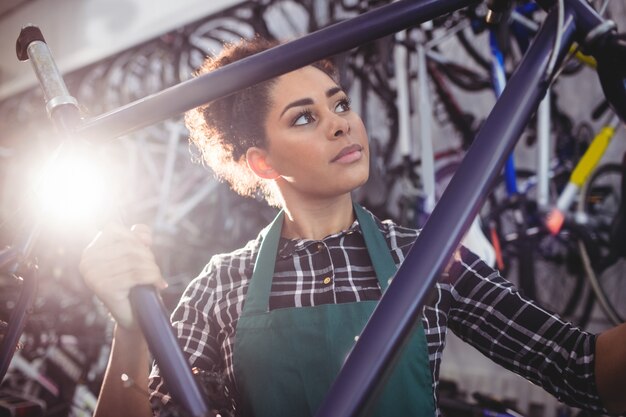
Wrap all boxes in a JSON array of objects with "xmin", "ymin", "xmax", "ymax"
[{"xmin": 79, "ymin": 222, "xmax": 167, "ymax": 329}]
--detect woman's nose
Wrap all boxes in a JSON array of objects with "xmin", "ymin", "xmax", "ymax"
[{"xmin": 329, "ymin": 114, "xmax": 350, "ymax": 139}]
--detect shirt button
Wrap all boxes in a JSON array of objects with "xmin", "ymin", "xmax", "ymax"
[
  {"xmin": 323, "ymin": 277, "xmax": 332, "ymax": 285},
  {"xmin": 317, "ymin": 243, "xmax": 324, "ymax": 251}
]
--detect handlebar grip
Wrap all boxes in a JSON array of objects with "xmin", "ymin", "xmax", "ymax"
[
  {"xmin": 129, "ymin": 285, "xmax": 212, "ymax": 417},
  {"xmin": 16, "ymin": 25, "xmax": 45, "ymax": 61}
]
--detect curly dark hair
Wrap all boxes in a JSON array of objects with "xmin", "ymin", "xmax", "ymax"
[{"xmin": 185, "ymin": 36, "xmax": 338, "ymax": 207}]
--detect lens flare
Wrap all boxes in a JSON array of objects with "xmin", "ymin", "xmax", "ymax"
[{"xmin": 30, "ymin": 145, "xmax": 114, "ymax": 229}]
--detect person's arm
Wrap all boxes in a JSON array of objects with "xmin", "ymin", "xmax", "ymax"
[
  {"xmin": 445, "ymin": 246, "xmax": 607, "ymax": 414},
  {"xmin": 80, "ymin": 222, "xmax": 167, "ymax": 415},
  {"xmin": 93, "ymin": 325, "xmax": 153, "ymax": 417},
  {"xmin": 595, "ymin": 323, "xmax": 626, "ymax": 413}
]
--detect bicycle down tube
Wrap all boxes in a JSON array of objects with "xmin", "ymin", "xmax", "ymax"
[{"xmin": 316, "ymin": 2, "xmax": 612, "ymax": 417}]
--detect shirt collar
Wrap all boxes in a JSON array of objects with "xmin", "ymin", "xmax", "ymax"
[{"xmin": 277, "ymin": 218, "xmax": 361, "ymax": 258}]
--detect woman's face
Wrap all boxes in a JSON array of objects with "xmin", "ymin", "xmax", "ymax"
[{"xmin": 262, "ymin": 66, "xmax": 370, "ymax": 202}]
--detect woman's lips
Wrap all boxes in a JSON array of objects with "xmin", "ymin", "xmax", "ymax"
[{"xmin": 331, "ymin": 144, "xmax": 363, "ymax": 163}]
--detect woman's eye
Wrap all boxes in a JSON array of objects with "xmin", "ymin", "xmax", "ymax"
[
  {"xmin": 335, "ymin": 98, "xmax": 351, "ymax": 113},
  {"xmin": 293, "ymin": 110, "xmax": 315, "ymax": 126}
]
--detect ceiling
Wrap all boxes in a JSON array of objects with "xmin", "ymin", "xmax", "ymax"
[
  {"xmin": 0, "ymin": 0, "xmax": 35, "ymax": 20},
  {"xmin": 0, "ymin": 0, "xmax": 240, "ymax": 100}
]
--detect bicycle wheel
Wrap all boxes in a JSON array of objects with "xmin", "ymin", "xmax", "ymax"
[
  {"xmin": 578, "ymin": 163, "xmax": 626, "ymax": 325},
  {"xmin": 479, "ymin": 171, "xmax": 593, "ymax": 327},
  {"xmin": 531, "ymin": 224, "xmax": 593, "ymax": 326}
]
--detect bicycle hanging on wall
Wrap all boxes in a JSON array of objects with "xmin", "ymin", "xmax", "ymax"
[{"xmin": 1, "ymin": 0, "xmax": 626, "ymax": 416}]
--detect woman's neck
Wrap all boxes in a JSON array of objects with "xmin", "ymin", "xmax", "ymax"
[{"xmin": 280, "ymin": 195, "xmax": 355, "ymax": 240}]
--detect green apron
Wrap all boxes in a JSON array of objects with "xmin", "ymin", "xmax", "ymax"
[{"xmin": 233, "ymin": 204, "xmax": 435, "ymax": 417}]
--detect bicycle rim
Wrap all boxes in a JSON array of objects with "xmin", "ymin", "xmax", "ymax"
[
  {"xmin": 578, "ymin": 163, "xmax": 625, "ymax": 325},
  {"xmin": 454, "ymin": 165, "xmax": 591, "ymax": 325}
]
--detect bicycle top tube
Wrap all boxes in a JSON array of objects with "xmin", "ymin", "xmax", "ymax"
[{"xmin": 75, "ymin": 0, "xmax": 481, "ymax": 142}]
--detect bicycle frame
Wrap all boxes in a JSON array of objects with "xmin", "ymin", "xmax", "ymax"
[
  {"xmin": 317, "ymin": 2, "xmax": 619, "ymax": 415},
  {"xmin": 74, "ymin": 0, "xmax": 482, "ymax": 141},
  {"xmin": 6, "ymin": 0, "xmax": 625, "ymax": 417}
]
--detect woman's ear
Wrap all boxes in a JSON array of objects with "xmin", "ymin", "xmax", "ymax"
[{"xmin": 246, "ymin": 147, "xmax": 279, "ymax": 179}]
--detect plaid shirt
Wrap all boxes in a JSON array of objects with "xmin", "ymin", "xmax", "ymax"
[{"xmin": 148, "ymin": 208, "xmax": 605, "ymax": 415}]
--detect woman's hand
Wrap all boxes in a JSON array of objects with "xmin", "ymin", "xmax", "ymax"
[{"xmin": 79, "ymin": 222, "xmax": 167, "ymax": 329}]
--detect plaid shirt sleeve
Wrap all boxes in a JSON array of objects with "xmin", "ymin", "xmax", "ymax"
[{"xmin": 446, "ymin": 245, "xmax": 608, "ymax": 414}]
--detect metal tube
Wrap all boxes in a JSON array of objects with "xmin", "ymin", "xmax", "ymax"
[
  {"xmin": 417, "ymin": 41, "xmax": 436, "ymax": 214},
  {"xmin": 130, "ymin": 286, "xmax": 212, "ymax": 417},
  {"xmin": 537, "ymin": 92, "xmax": 551, "ymax": 208},
  {"xmin": 26, "ymin": 42, "xmax": 78, "ymax": 109},
  {"xmin": 75, "ymin": 0, "xmax": 480, "ymax": 141},
  {"xmin": 14, "ymin": 26, "xmax": 212, "ymax": 416},
  {"xmin": 394, "ymin": 30, "xmax": 412, "ymax": 159},
  {"xmin": 20, "ymin": 32, "xmax": 81, "ymax": 133},
  {"xmin": 533, "ymin": 0, "xmax": 605, "ymax": 41},
  {"xmin": 315, "ymin": 7, "xmax": 578, "ymax": 417},
  {"xmin": 564, "ymin": 0, "xmax": 605, "ymax": 33},
  {"xmin": 0, "ymin": 25, "xmax": 74, "ymax": 383}
]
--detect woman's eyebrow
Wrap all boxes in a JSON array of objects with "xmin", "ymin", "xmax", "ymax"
[
  {"xmin": 280, "ymin": 98, "xmax": 313, "ymax": 117},
  {"xmin": 280, "ymin": 86, "xmax": 345, "ymax": 117},
  {"xmin": 326, "ymin": 86, "xmax": 343, "ymax": 98}
]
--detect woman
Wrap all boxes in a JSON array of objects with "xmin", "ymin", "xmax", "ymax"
[{"xmin": 80, "ymin": 37, "xmax": 626, "ymax": 417}]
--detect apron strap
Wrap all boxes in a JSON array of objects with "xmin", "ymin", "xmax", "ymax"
[
  {"xmin": 242, "ymin": 210, "xmax": 284, "ymax": 315},
  {"xmin": 353, "ymin": 203, "xmax": 397, "ymax": 291}
]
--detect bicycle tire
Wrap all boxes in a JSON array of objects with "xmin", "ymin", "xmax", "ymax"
[
  {"xmin": 479, "ymin": 169, "xmax": 593, "ymax": 328},
  {"xmin": 577, "ymin": 163, "xmax": 626, "ymax": 325}
]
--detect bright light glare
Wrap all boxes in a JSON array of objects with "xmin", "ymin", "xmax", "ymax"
[{"xmin": 32, "ymin": 148, "xmax": 112, "ymax": 228}]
